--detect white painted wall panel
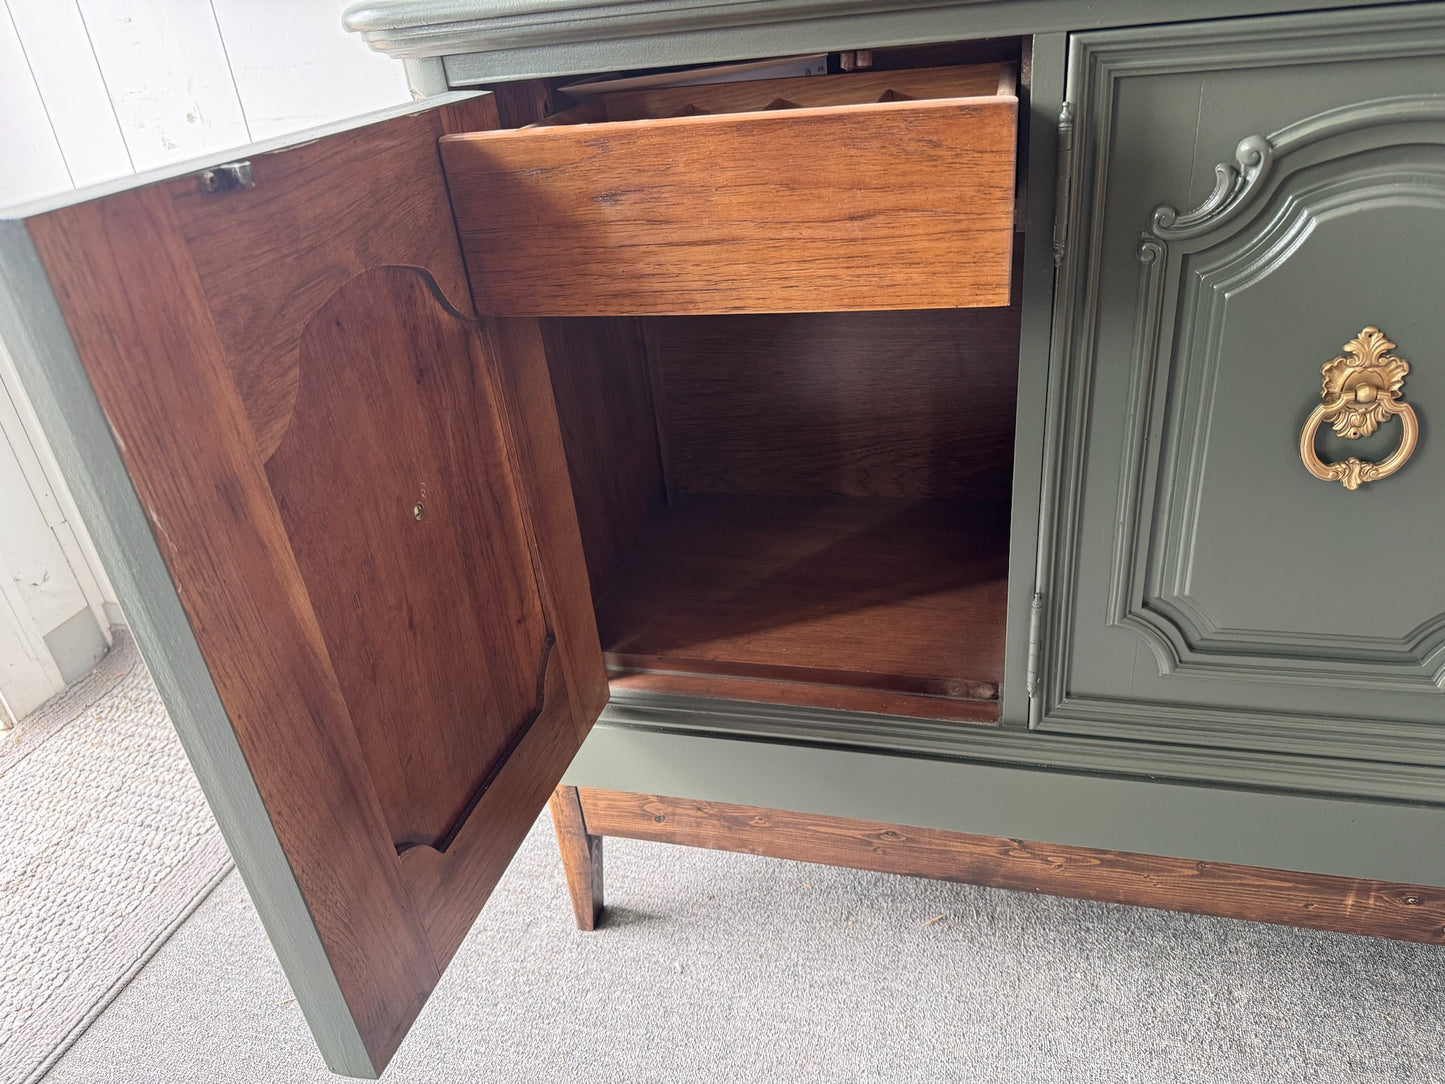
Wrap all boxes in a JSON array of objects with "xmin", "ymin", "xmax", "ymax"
[
  {"xmin": 0, "ymin": 1, "xmax": 412, "ymax": 709},
  {"xmin": 6, "ymin": 0, "xmax": 134, "ymax": 187},
  {"xmin": 76, "ymin": 0, "xmax": 252, "ymax": 171},
  {"xmin": 1, "ymin": 0, "xmax": 412, "ymax": 200},
  {"xmin": 0, "ymin": 334, "xmax": 119, "ymax": 633},
  {"xmin": 212, "ymin": 0, "xmax": 410, "ymax": 141},
  {"xmin": 0, "ymin": 548, "xmax": 65, "ymax": 727},
  {"xmin": 0, "ymin": 8, "xmax": 72, "ymax": 206},
  {"xmin": 0, "ymin": 389, "xmax": 91, "ymax": 636}
]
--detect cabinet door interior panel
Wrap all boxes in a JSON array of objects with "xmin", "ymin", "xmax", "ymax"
[
  {"xmin": 24, "ymin": 101, "xmax": 606, "ymax": 1077},
  {"xmin": 28, "ymin": 183, "xmax": 438, "ymax": 1075},
  {"xmin": 440, "ymin": 94, "xmax": 1018, "ymax": 316},
  {"xmin": 267, "ymin": 265, "xmax": 554, "ymax": 854},
  {"xmin": 165, "ymin": 108, "xmax": 484, "ymax": 461}
]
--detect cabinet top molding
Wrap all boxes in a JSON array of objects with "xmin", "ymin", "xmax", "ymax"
[{"xmin": 341, "ymin": 0, "xmax": 1405, "ymax": 82}]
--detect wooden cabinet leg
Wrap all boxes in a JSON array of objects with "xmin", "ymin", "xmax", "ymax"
[{"xmin": 548, "ymin": 785, "xmax": 604, "ymax": 930}]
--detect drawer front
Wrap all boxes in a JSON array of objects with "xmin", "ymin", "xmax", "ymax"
[
  {"xmin": 1036, "ymin": 5, "xmax": 1445, "ymax": 789},
  {"xmin": 439, "ymin": 82, "xmax": 1017, "ymax": 316}
]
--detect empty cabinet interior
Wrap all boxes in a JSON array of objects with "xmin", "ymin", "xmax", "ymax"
[{"xmin": 439, "ymin": 46, "xmax": 1027, "ymax": 725}]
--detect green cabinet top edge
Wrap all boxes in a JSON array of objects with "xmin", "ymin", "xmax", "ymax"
[{"xmin": 342, "ymin": 0, "xmax": 1409, "ymax": 82}]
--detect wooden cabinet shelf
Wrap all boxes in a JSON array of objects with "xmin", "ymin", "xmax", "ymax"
[
  {"xmin": 538, "ymin": 303, "xmax": 1020, "ymax": 725},
  {"xmin": 596, "ymin": 494, "xmax": 1008, "ymax": 723}
]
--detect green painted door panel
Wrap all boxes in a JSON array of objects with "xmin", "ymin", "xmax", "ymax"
[{"xmin": 1036, "ymin": 4, "xmax": 1445, "ymax": 788}]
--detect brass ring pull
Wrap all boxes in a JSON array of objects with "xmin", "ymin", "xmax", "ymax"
[{"xmin": 1299, "ymin": 326, "xmax": 1420, "ymax": 490}]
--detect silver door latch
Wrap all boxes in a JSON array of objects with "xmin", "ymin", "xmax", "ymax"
[{"xmin": 196, "ymin": 161, "xmax": 254, "ymax": 193}]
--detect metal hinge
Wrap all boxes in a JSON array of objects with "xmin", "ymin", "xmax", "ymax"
[
  {"xmin": 196, "ymin": 160, "xmax": 254, "ymax": 194},
  {"xmin": 1052, "ymin": 102, "xmax": 1075, "ymax": 267},
  {"xmin": 1025, "ymin": 591, "xmax": 1045, "ymax": 702}
]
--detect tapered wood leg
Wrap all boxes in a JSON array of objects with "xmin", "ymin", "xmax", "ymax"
[{"xmin": 548, "ymin": 786, "xmax": 604, "ymax": 930}]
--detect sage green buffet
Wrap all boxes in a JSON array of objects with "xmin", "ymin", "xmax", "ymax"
[{"xmin": 2, "ymin": 0, "xmax": 1443, "ymax": 1076}]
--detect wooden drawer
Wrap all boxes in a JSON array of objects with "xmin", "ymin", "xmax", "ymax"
[{"xmin": 439, "ymin": 62, "xmax": 1018, "ymax": 316}]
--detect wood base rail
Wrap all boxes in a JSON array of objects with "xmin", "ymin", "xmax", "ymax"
[{"xmin": 549, "ymin": 786, "xmax": 1445, "ymax": 944}]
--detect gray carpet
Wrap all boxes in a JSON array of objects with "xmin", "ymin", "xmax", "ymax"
[
  {"xmin": 0, "ymin": 630, "xmax": 231, "ymax": 1084},
  {"xmin": 42, "ymin": 801, "xmax": 1445, "ymax": 1083}
]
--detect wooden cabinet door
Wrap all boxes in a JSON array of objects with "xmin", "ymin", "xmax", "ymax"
[
  {"xmin": 1031, "ymin": 9, "xmax": 1445, "ymax": 799},
  {"xmin": 2, "ymin": 96, "xmax": 606, "ymax": 1077}
]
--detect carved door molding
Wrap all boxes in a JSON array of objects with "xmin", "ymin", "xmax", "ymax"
[
  {"xmin": 1111, "ymin": 98, "xmax": 1445, "ymax": 692},
  {"xmin": 1033, "ymin": 9, "xmax": 1445, "ymax": 789}
]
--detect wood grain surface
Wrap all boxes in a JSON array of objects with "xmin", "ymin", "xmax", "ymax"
[
  {"xmin": 577, "ymin": 790, "xmax": 1445, "ymax": 944},
  {"xmin": 539, "ymin": 317, "xmax": 668, "ymax": 597},
  {"xmin": 386, "ymin": 315, "xmax": 613, "ymax": 966},
  {"xmin": 645, "ymin": 305, "xmax": 1020, "ymax": 501},
  {"xmin": 607, "ymin": 669, "xmax": 1000, "ymax": 724},
  {"xmin": 545, "ymin": 62, "xmax": 1010, "ymax": 124},
  {"xmin": 441, "ymin": 94, "xmax": 1018, "ymax": 315},
  {"xmin": 595, "ymin": 494, "xmax": 1009, "ymax": 714},
  {"xmin": 399, "ymin": 648, "xmax": 585, "ymax": 962},
  {"xmin": 26, "ymin": 99, "xmax": 604, "ymax": 1074},
  {"xmin": 28, "ymin": 186, "xmax": 438, "ymax": 1072},
  {"xmin": 481, "ymin": 317, "xmax": 611, "ymax": 738},
  {"xmin": 167, "ymin": 102, "xmax": 492, "ymax": 460},
  {"xmin": 548, "ymin": 786, "xmax": 605, "ymax": 931},
  {"xmin": 267, "ymin": 266, "xmax": 551, "ymax": 853}
]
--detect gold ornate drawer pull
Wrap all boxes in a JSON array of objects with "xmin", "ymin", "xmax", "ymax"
[{"xmin": 1299, "ymin": 326, "xmax": 1419, "ymax": 490}]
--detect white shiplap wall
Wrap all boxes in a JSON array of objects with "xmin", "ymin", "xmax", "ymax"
[
  {"xmin": 0, "ymin": 0, "xmax": 411, "ymax": 206},
  {"xmin": 0, "ymin": 2, "xmax": 411, "ymax": 722}
]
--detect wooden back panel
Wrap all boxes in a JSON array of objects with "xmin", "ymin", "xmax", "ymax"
[
  {"xmin": 441, "ymin": 94, "xmax": 1018, "ymax": 316},
  {"xmin": 646, "ymin": 305, "xmax": 1021, "ymax": 502},
  {"xmin": 538, "ymin": 317, "xmax": 669, "ymax": 598}
]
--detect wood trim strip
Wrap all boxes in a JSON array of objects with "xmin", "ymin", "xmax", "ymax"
[
  {"xmin": 606, "ymin": 670, "xmax": 999, "ymax": 725},
  {"xmin": 484, "ymin": 317, "xmax": 611, "ymax": 736},
  {"xmin": 576, "ymin": 789, "xmax": 1445, "ymax": 944},
  {"xmin": 607, "ymin": 654, "xmax": 999, "ymax": 702},
  {"xmin": 437, "ymin": 94, "xmax": 611, "ymax": 743},
  {"xmin": 545, "ymin": 63, "xmax": 1011, "ymax": 125}
]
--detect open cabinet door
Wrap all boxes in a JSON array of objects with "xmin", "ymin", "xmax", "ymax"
[{"xmin": 3, "ymin": 95, "xmax": 608, "ymax": 1077}]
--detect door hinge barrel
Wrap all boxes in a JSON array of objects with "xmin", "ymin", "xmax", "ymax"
[
  {"xmin": 1052, "ymin": 102, "xmax": 1075, "ymax": 266},
  {"xmin": 1026, "ymin": 591, "xmax": 1045, "ymax": 701}
]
